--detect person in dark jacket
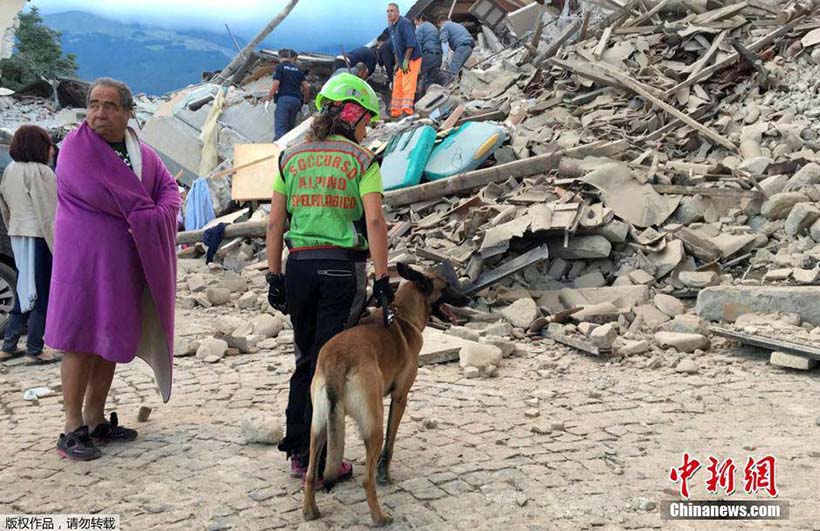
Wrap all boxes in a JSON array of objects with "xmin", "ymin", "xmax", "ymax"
[
  {"xmin": 413, "ymin": 14, "xmax": 443, "ymax": 93},
  {"xmin": 333, "ymin": 46, "xmax": 378, "ymax": 78},
  {"xmin": 377, "ymin": 32, "xmax": 395, "ymax": 85},
  {"xmin": 438, "ymin": 17, "xmax": 476, "ymax": 76},
  {"xmin": 265, "ymin": 49, "xmax": 311, "ymax": 140}
]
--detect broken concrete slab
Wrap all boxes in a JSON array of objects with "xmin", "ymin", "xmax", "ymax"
[
  {"xmin": 770, "ymin": 351, "xmax": 818, "ymax": 370},
  {"xmin": 661, "ymin": 314, "xmax": 709, "ymax": 335},
  {"xmin": 500, "ymin": 298, "xmax": 539, "ymax": 328},
  {"xmin": 616, "ymin": 338, "xmax": 650, "ymax": 356},
  {"xmin": 634, "ymin": 304, "xmax": 671, "ymax": 329},
  {"xmin": 697, "ymin": 286, "xmax": 820, "ymax": 325},
  {"xmin": 420, "ymin": 328, "xmax": 483, "ymax": 366},
  {"xmin": 553, "ymin": 285, "xmax": 650, "ymax": 310},
  {"xmin": 648, "ymin": 240, "xmax": 685, "ymax": 279},
  {"xmin": 548, "ymin": 236, "xmax": 611, "ymax": 260},
  {"xmin": 581, "ymin": 162, "xmax": 680, "ymax": 228},
  {"xmin": 794, "ymin": 267, "xmax": 820, "ymax": 284},
  {"xmin": 196, "ymin": 337, "xmax": 228, "ymax": 360},
  {"xmin": 589, "ymin": 323, "xmax": 617, "ymax": 349}
]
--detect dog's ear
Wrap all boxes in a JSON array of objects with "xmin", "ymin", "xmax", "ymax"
[{"xmin": 397, "ymin": 262, "xmax": 433, "ymax": 294}]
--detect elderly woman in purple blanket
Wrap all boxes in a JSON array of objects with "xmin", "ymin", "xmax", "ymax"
[{"xmin": 46, "ymin": 78, "xmax": 181, "ymax": 461}]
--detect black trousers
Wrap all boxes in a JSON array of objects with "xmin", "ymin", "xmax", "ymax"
[
  {"xmin": 3, "ymin": 237, "xmax": 52, "ymax": 355},
  {"xmin": 278, "ymin": 259, "xmax": 366, "ymax": 462}
]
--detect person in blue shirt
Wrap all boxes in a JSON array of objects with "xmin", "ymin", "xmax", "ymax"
[
  {"xmin": 386, "ymin": 3, "xmax": 421, "ymax": 118},
  {"xmin": 265, "ymin": 49, "xmax": 311, "ymax": 140},
  {"xmin": 438, "ymin": 17, "xmax": 476, "ymax": 77},
  {"xmin": 413, "ymin": 14, "xmax": 443, "ymax": 94},
  {"xmin": 333, "ymin": 46, "xmax": 378, "ymax": 79},
  {"xmin": 376, "ymin": 32, "xmax": 395, "ymax": 85}
]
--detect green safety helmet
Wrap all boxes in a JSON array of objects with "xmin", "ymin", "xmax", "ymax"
[{"xmin": 315, "ymin": 73, "xmax": 381, "ymax": 123}]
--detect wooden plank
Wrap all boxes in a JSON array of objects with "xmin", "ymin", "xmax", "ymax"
[
  {"xmin": 625, "ymin": 0, "xmax": 672, "ymax": 27},
  {"xmin": 440, "ymin": 104, "xmax": 466, "ymax": 131},
  {"xmin": 592, "ymin": 26, "xmax": 613, "ymax": 59},
  {"xmin": 535, "ymin": 19, "xmax": 583, "ymax": 67},
  {"xmin": 653, "ymin": 184, "xmax": 762, "ymax": 199},
  {"xmin": 230, "ymin": 143, "xmax": 281, "ymax": 201},
  {"xmin": 690, "ymin": 2, "xmax": 748, "ymax": 25},
  {"xmin": 710, "ymin": 325, "xmax": 820, "ymax": 361},
  {"xmin": 665, "ymin": 17, "xmax": 807, "ymax": 97},
  {"xmin": 177, "ymin": 220, "xmax": 267, "ymax": 245},
  {"xmin": 681, "ymin": 30, "xmax": 727, "ymax": 78},
  {"xmin": 383, "ymin": 151, "xmax": 563, "ymax": 208}
]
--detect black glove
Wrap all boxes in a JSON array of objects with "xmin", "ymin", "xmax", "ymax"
[
  {"xmin": 373, "ymin": 275, "xmax": 395, "ymax": 307},
  {"xmin": 266, "ymin": 272, "xmax": 288, "ymax": 314}
]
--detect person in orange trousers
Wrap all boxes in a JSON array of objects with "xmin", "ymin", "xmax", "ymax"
[{"xmin": 386, "ymin": 3, "xmax": 421, "ymax": 118}]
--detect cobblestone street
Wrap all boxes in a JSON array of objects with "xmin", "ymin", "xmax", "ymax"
[{"xmin": 1, "ymin": 305, "xmax": 818, "ymax": 531}]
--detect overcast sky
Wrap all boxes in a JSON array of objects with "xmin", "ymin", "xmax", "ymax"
[{"xmin": 30, "ymin": 0, "xmax": 418, "ymax": 33}]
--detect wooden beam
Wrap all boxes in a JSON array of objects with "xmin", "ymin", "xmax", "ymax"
[
  {"xmin": 177, "ymin": 220, "xmax": 268, "ymax": 245},
  {"xmin": 535, "ymin": 19, "xmax": 582, "ymax": 67},
  {"xmin": 383, "ymin": 151, "xmax": 563, "ymax": 208},
  {"xmin": 625, "ymin": 0, "xmax": 672, "ymax": 27},
  {"xmin": 681, "ymin": 30, "xmax": 727, "ymax": 78},
  {"xmin": 592, "ymin": 26, "xmax": 613, "ymax": 59},
  {"xmin": 653, "ymin": 185, "xmax": 762, "ymax": 199}
]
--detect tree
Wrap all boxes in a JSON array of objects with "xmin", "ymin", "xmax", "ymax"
[{"xmin": 0, "ymin": 6, "xmax": 78, "ymax": 91}]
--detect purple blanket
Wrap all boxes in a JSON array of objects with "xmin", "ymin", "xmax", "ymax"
[{"xmin": 46, "ymin": 123, "xmax": 180, "ymax": 401}]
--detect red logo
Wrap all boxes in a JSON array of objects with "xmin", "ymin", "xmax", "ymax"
[
  {"xmin": 669, "ymin": 454, "xmax": 778, "ymax": 498},
  {"xmin": 669, "ymin": 452, "xmax": 702, "ymax": 499}
]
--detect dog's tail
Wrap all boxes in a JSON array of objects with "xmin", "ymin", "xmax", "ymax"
[{"xmin": 321, "ymin": 377, "xmax": 346, "ymax": 489}]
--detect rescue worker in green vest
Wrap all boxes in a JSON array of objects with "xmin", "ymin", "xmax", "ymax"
[{"xmin": 265, "ymin": 73, "xmax": 393, "ymax": 482}]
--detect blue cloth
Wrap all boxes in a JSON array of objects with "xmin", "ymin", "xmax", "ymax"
[
  {"xmin": 203, "ymin": 223, "xmax": 227, "ymax": 264},
  {"xmin": 274, "ymin": 95, "xmax": 303, "ymax": 141},
  {"xmin": 449, "ymin": 42, "xmax": 474, "ymax": 75},
  {"xmin": 3, "ymin": 236, "xmax": 50, "ymax": 355},
  {"xmin": 184, "ymin": 177, "xmax": 216, "ymax": 231},
  {"xmin": 10, "ymin": 237, "xmax": 36, "ymax": 313},
  {"xmin": 388, "ymin": 17, "xmax": 421, "ymax": 63},
  {"xmin": 440, "ymin": 21, "xmax": 474, "ymax": 52},
  {"xmin": 416, "ymin": 21, "xmax": 442, "ymax": 55},
  {"xmin": 345, "ymin": 46, "xmax": 377, "ymax": 76},
  {"xmin": 273, "ymin": 62, "xmax": 306, "ymax": 103}
]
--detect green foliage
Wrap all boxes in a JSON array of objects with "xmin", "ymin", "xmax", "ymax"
[{"xmin": 0, "ymin": 6, "xmax": 78, "ymax": 90}]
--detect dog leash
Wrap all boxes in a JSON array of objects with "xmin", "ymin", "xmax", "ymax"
[{"xmin": 379, "ymin": 291, "xmax": 396, "ymax": 328}]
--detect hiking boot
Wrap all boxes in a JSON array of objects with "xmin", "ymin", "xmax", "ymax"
[
  {"xmin": 57, "ymin": 426, "xmax": 102, "ymax": 461},
  {"xmin": 89, "ymin": 412, "xmax": 137, "ymax": 444}
]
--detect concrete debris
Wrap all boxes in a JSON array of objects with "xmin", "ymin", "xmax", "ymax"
[
  {"xmin": 655, "ymin": 332, "xmax": 708, "ymax": 353},
  {"xmin": 240, "ymin": 414, "xmax": 283, "ymax": 445},
  {"xmin": 500, "ymin": 298, "xmax": 538, "ymax": 328},
  {"xmin": 770, "ymin": 351, "xmax": 818, "ymax": 371}
]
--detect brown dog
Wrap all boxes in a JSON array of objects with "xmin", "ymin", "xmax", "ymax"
[{"xmin": 302, "ymin": 263, "xmax": 468, "ymax": 526}]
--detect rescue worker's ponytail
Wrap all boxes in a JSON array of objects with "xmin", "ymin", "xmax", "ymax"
[{"xmin": 308, "ymin": 112, "xmax": 334, "ymax": 142}]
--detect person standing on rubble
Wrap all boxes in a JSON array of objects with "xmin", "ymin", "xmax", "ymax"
[
  {"xmin": 0, "ymin": 125, "xmax": 58, "ymax": 365},
  {"xmin": 265, "ymin": 49, "xmax": 312, "ymax": 141},
  {"xmin": 47, "ymin": 78, "xmax": 181, "ymax": 460},
  {"xmin": 438, "ymin": 16, "xmax": 475, "ymax": 79},
  {"xmin": 265, "ymin": 73, "xmax": 392, "ymax": 483},
  {"xmin": 413, "ymin": 14, "xmax": 443, "ymax": 94},
  {"xmin": 386, "ymin": 3, "xmax": 421, "ymax": 118},
  {"xmin": 376, "ymin": 32, "xmax": 395, "ymax": 86}
]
